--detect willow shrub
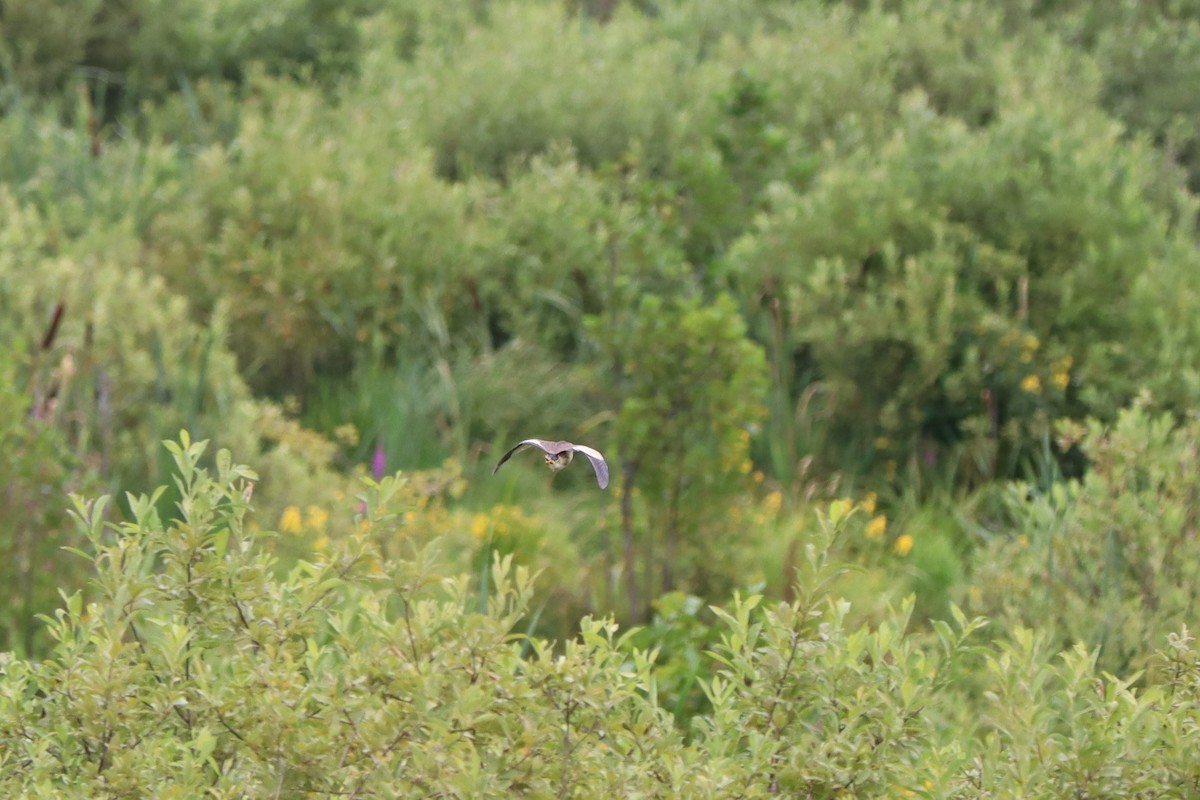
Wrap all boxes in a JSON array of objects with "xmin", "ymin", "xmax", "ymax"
[
  {"xmin": 4, "ymin": 434, "xmax": 1200, "ymax": 796},
  {"xmin": 729, "ymin": 72, "xmax": 1200, "ymax": 483},
  {"xmin": 398, "ymin": 2, "xmax": 714, "ymax": 180},
  {"xmin": 0, "ymin": 0, "xmax": 370, "ymax": 101},
  {"xmin": 0, "ymin": 187, "xmax": 353, "ymax": 587},
  {"xmin": 969, "ymin": 404, "xmax": 1200, "ymax": 676},
  {"xmin": 141, "ymin": 74, "xmax": 486, "ymax": 394}
]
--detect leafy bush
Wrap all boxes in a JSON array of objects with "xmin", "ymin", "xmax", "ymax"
[
  {"xmin": 0, "ymin": 345, "xmax": 102, "ymax": 657},
  {"xmin": 0, "ymin": 0, "xmax": 372, "ymax": 101},
  {"xmin": 728, "ymin": 72, "xmax": 1200, "ymax": 482},
  {"xmin": 398, "ymin": 2, "xmax": 713, "ymax": 179},
  {"xmin": 142, "ymin": 74, "xmax": 484, "ymax": 393},
  {"xmin": 969, "ymin": 405, "xmax": 1200, "ymax": 675},
  {"xmin": 4, "ymin": 435, "xmax": 1200, "ymax": 796},
  {"xmin": 1008, "ymin": 0, "xmax": 1200, "ymax": 192},
  {"xmin": 471, "ymin": 153, "xmax": 613, "ymax": 359},
  {"xmin": 587, "ymin": 289, "xmax": 768, "ymax": 616},
  {"xmin": 0, "ymin": 185, "xmax": 353, "ymax": 568},
  {"xmin": 0, "ymin": 189, "xmax": 249, "ymax": 489}
]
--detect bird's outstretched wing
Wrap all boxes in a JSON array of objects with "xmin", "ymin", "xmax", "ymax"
[
  {"xmin": 570, "ymin": 444, "xmax": 609, "ymax": 489},
  {"xmin": 492, "ymin": 438, "xmax": 554, "ymax": 474}
]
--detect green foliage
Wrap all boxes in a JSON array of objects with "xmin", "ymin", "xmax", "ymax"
[
  {"xmin": 969, "ymin": 625, "xmax": 1200, "ymax": 798},
  {"xmin": 7, "ymin": 2, "xmax": 1200, "ymax": 790},
  {"xmin": 0, "ymin": 346, "xmax": 102, "ymax": 657},
  {"xmin": 142, "ymin": 75, "xmax": 484, "ymax": 392},
  {"xmin": 7, "ymin": 0, "xmax": 1200, "ymax": 497},
  {"xmin": 626, "ymin": 591, "xmax": 721, "ymax": 725},
  {"xmin": 0, "ymin": 436, "xmax": 686, "ymax": 795},
  {"xmin": 399, "ymin": 2, "xmax": 711, "ymax": 179},
  {"xmin": 1013, "ymin": 0, "xmax": 1200, "ymax": 193},
  {"xmin": 588, "ymin": 289, "xmax": 768, "ymax": 612},
  {"xmin": 903, "ymin": 515, "xmax": 965, "ymax": 623},
  {"xmin": 473, "ymin": 153, "xmax": 612, "ymax": 359},
  {"xmin": 0, "ymin": 0, "xmax": 373, "ymax": 101},
  {"xmin": 4, "ymin": 438, "xmax": 1200, "ymax": 795},
  {"xmin": 0, "ymin": 188, "xmax": 250, "ymax": 490},
  {"xmin": 729, "ymin": 71, "xmax": 1200, "ymax": 481},
  {"xmin": 0, "ymin": 181, "xmax": 354, "ymax": 589},
  {"xmin": 696, "ymin": 580, "xmax": 979, "ymax": 794},
  {"xmin": 970, "ymin": 405, "xmax": 1200, "ymax": 675}
]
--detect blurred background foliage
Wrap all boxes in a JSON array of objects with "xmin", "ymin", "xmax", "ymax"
[{"xmin": 1, "ymin": 0, "xmax": 1199, "ymax": 704}]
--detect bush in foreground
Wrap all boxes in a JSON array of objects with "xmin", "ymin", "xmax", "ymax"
[{"xmin": 2, "ymin": 435, "xmax": 1200, "ymax": 797}]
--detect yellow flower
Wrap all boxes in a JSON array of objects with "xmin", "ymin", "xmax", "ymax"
[
  {"xmin": 1017, "ymin": 534, "xmax": 1029, "ymax": 548},
  {"xmin": 313, "ymin": 534, "xmax": 330, "ymax": 553},
  {"xmin": 862, "ymin": 491, "xmax": 877, "ymax": 515},
  {"xmin": 470, "ymin": 513, "xmax": 491, "ymax": 539},
  {"xmin": 305, "ymin": 505, "xmax": 330, "ymax": 533},
  {"xmin": 1020, "ymin": 374, "xmax": 1041, "ymax": 393},
  {"xmin": 764, "ymin": 490, "xmax": 782, "ymax": 516},
  {"xmin": 865, "ymin": 514, "xmax": 887, "ymax": 541},
  {"xmin": 893, "ymin": 533, "xmax": 914, "ymax": 556},
  {"xmin": 1022, "ymin": 333, "xmax": 1040, "ymax": 352},
  {"xmin": 1052, "ymin": 370, "xmax": 1069, "ymax": 390},
  {"xmin": 279, "ymin": 505, "xmax": 303, "ymax": 534}
]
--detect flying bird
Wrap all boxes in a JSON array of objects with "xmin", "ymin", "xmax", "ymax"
[{"xmin": 492, "ymin": 438, "xmax": 609, "ymax": 489}]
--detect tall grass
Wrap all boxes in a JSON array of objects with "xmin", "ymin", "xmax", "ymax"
[{"xmin": 302, "ymin": 358, "xmax": 453, "ymax": 472}]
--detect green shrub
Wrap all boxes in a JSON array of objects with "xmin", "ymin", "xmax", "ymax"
[
  {"xmin": 728, "ymin": 71, "xmax": 1200, "ymax": 483},
  {"xmin": 0, "ymin": 186, "xmax": 351, "ymax": 543},
  {"xmin": 142, "ymin": 74, "xmax": 485, "ymax": 393},
  {"xmin": 0, "ymin": 0, "xmax": 372, "ymax": 101},
  {"xmin": 5, "ymin": 435, "xmax": 1200, "ymax": 796},
  {"xmin": 969, "ymin": 405, "xmax": 1200, "ymax": 675},
  {"xmin": 903, "ymin": 512, "xmax": 965, "ymax": 623},
  {"xmin": 587, "ymin": 289, "xmax": 769, "ymax": 615},
  {"xmin": 1008, "ymin": 0, "xmax": 1200, "ymax": 193},
  {"xmin": 0, "ymin": 97, "xmax": 189, "ymax": 239},
  {"xmin": 0, "ymin": 436, "xmax": 692, "ymax": 795},
  {"xmin": 471, "ymin": 153, "xmax": 613, "ymax": 359},
  {"xmin": 0, "ymin": 345, "xmax": 103, "ymax": 657},
  {"xmin": 398, "ymin": 2, "xmax": 712, "ymax": 179}
]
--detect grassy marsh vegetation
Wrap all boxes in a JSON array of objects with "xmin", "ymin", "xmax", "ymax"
[{"xmin": 4, "ymin": 1, "xmax": 1200, "ymax": 795}]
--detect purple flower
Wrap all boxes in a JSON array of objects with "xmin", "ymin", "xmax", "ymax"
[{"xmin": 371, "ymin": 440, "xmax": 387, "ymax": 480}]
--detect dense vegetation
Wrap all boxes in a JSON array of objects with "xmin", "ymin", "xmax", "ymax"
[{"xmin": 3, "ymin": 0, "xmax": 1200, "ymax": 794}]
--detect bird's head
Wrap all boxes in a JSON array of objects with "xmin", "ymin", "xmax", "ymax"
[{"xmin": 544, "ymin": 450, "xmax": 573, "ymax": 472}]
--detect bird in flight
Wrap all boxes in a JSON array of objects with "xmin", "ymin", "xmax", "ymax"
[{"xmin": 493, "ymin": 439, "xmax": 609, "ymax": 489}]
